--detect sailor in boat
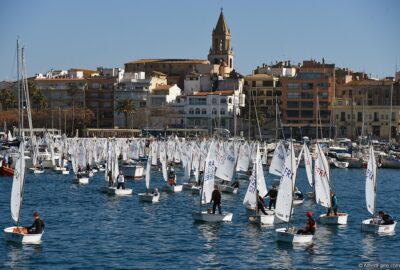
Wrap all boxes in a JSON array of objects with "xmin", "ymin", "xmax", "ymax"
[
  {"xmin": 77, "ymin": 165, "xmax": 83, "ymax": 178},
  {"xmin": 210, "ymin": 185, "xmax": 222, "ymax": 215},
  {"xmin": 326, "ymin": 192, "xmax": 338, "ymax": 216},
  {"xmin": 152, "ymin": 188, "xmax": 159, "ymax": 196},
  {"xmin": 107, "ymin": 170, "xmax": 113, "ymax": 187},
  {"xmin": 378, "ymin": 210, "xmax": 395, "ymax": 225},
  {"xmin": 231, "ymin": 180, "xmax": 240, "ymax": 189},
  {"xmin": 297, "ymin": 211, "xmax": 316, "ymax": 235},
  {"xmin": 266, "ymin": 185, "xmax": 278, "ymax": 210},
  {"xmin": 168, "ymin": 167, "xmax": 176, "ymax": 186},
  {"xmin": 86, "ymin": 163, "xmax": 91, "ymax": 172},
  {"xmin": 294, "ymin": 186, "xmax": 304, "ymax": 200},
  {"xmin": 256, "ymin": 190, "xmax": 268, "ymax": 215},
  {"xmin": 116, "ymin": 171, "xmax": 126, "ymax": 189},
  {"xmin": 15, "ymin": 212, "xmax": 45, "ymax": 235}
]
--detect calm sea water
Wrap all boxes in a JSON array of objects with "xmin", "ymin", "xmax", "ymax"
[{"xmin": 0, "ymin": 166, "xmax": 399, "ymax": 270}]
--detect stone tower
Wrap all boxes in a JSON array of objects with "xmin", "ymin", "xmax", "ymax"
[{"xmin": 208, "ymin": 9, "xmax": 234, "ymax": 74}]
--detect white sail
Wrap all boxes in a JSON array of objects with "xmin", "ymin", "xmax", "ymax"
[
  {"xmin": 201, "ymin": 141, "xmax": 216, "ymax": 204},
  {"xmin": 303, "ymin": 143, "xmax": 313, "ymax": 187},
  {"xmin": 215, "ymin": 143, "xmax": 236, "ymax": 182},
  {"xmin": 275, "ymin": 141, "xmax": 295, "ymax": 222},
  {"xmin": 314, "ymin": 143, "xmax": 331, "ymax": 208},
  {"xmin": 236, "ymin": 143, "xmax": 250, "ymax": 172},
  {"xmin": 365, "ymin": 145, "xmax": 377, "ymax": 215},
  {"xmin": 151, "ymin": 142, "xmax": 158, "ymax": 166},
  {"xmin": 159, "ymin": 142, "xmax": 168, "ymax": 182},
  {"xmin": 243, "ymin": 163, "xmax": 257, "ymax": 208},
  {"xmin": 145, "ymin": 147, "xmax": 152, "ymax": 190},
  {"xmin": 269, "ymin": 141, "xmax": 286, "ymax": 176},
  {"xmin": 243, "ymin": 145, "xmax": 267, "ymax": 208},
  {"xmin": 11, "ymin": 143, "xmax": 26, "ymax": 223}
]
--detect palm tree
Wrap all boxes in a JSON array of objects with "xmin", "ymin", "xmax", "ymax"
[
  {"xmin": 0, "ymin": 89, "xmax": 16, "ymax": 110},
  {"xmin": 116, "ymin": 99, "xmax": 136, "ymax": 128},
  {"xmin": 28, "ymin": 81, "xmax": 48, "ymax": 110}
]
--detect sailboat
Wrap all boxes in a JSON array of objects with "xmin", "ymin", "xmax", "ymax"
[
  {"xmin": 138, "ymin": 145, "xmax": 160, "ymax": 203},
  {"xmin": 192, "ymin": 141, "xmax": 233, "ymax": 222},
  {"xmin": 107, "ymin": 140, "xmax": 132, "ymax": 196},
  {"xmin": 4, "ymin": 42, "xmax": 44, "ymax": 243},
  {"xmin": 275, "ymin": 141, "xmax": 313, "ymax": 243},
  {"xmin": 217, "ymin": 142, "xmax": 238, "ymax": 194},
  {"xmin": 4, "ymin": 143, "xmax": 43, "ymax": 244},
  {"xmin": 302, "ymin": 142, "xmax": 315, "ymax": 199},
  {"xmin": 316, "ymin": 143, "xmax": 348, "ymax": 225},
  {"xmin": 361, "ymin": 146, "xmax": 397, "ymax": 233},
  {"xmin": 246, "ymin": 145, "xmax": 274, "ymax": 225}
]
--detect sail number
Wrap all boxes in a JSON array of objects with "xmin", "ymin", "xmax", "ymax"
[
  {"xmin": 366, "ymin": 169, "xmax": 374, "ymax": 179},
  {"xmin": 283, "ymin": 167, "xmax": 293, "ymax": 179},
  {"xmin": 315, "ymin": 166, "xmax": 327, "ymax": 177}
]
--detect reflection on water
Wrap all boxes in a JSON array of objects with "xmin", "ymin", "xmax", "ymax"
[
  {"xmin": 4, "ymin": 242, "xmax": 43, "ymax": 270},
  {"xmin": 361, "ymin": 233, "xmax": 376, "ymax": 260}
]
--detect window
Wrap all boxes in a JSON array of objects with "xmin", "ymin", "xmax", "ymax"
[
  {"xmin": 202, "ymin": 109, "xmax": 206, "ymax": 114},
  {"xmin": 302, "ymin": 110, "xmax": 313, "ymax": 118},
  {"xmin": 263, "ymin": 80, "xmax": 273, "ymax": 87},
  {"xmin": 228, "ymin": 98, "xmax": 232, "ymax": 104},
  {"xmin": 374, "ymin": 112, "xmax": 379, "ymax": 121},
  {"xmin": 266, "ymin": 91, "xmax": 272, "ymax": 96},
  {"xmin": 212, "ymin": 108, "xmax": 217, "ymax": 115},
  {"xmin": 212, "ymin": 98, "xmax": 217, "ymax": 105},
  {"xmin": 195, "ymin": 108, "xmax": 200, "ymax": 114},
  {"xmin": 189, "ymin": 109, "xmax": 194, "ymax": 114},
  {"xmin": 301, "ymin": 83, "xmax": 313, "ymax": 90},
  {"xmin": 288, "ymin": 102, "xmax": 299, "ymax": 108},
  {"xmin": 288, "ymin": 92, "xmax": 300, "ymax": 99},
  {"xmin": 252, "ymin": 81, "xmax": 256, "ymax": 87},
  {"xmin": 220, "ymin": 109, "xmax": 225, "ymax": 115},
  {"xmin": 341, "ymin": 112, "xmax": 346, "ymax": 121},
  {"xmin": 357, "ymin": 112, "xmax": 362, "ymax": 122},
  {"xmin": 301, "ymin": 102, "xmax": 313, "ymax": 108},
  {"xmin": 287, "ymin": 110, "xmax": 300, "ymax": 117},
  {"xmin": 220, "ymin": 98, "xmax": 227, "ymax": 104},
  {"xmin": 288, "ymin": 83, "xmax": 300, "ymax": 89}
]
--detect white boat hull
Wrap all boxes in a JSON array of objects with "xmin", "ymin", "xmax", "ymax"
[
  {"xmin": 333, "ymin": 161, "xmax": 349, "ymax": 168},
  {"xmin": 61, "ymin": 170, "xmax": 70, "ymax": 175},
  {"xmin": 29, "ymin": 168, "xmax": 44, "ymax": 174},
  {"xmin": 361, "ymin": 219, "xmax": 397, "ymax": 234},
  {"xmin": 138, "ymin": 192, "xmax": 160, "ymax": 203},
  {"xmin": 74, "ymin": 177, "xmax": 89, "ymax": 185},
  {"xmin": 276, "ymin": 228, "xmax": 314, "ymax": 243},
  {"xmin": 183, "ymin": 182, "xmax": 195, "ymax": 190},
  {"xmin": 107, "ymin": 187, "xmax": 133, "ymax": 196},
  {"xmin": 4, "ymin": 227, "xmax": 43, "ymax": 244},
  {"xmin": 163, "ymin": 185, "xmax": 183, "ymax": 193},
  {"xmin": 192, "ymin": 211, "xmax": 233, "ymax": 222},
  {"xmin": 121, "ymin": 165, "xmax": 144, "ymax": 179},
  {"xmin": 191, "ymin": 186, "xmax": 201, "ymax": 195},
  {"xmin": 319, "ymin": 213, "xmax": 348, "ymax": 225},
  {"xmin": 219, "ymin": 185, "xmax": 238, "ymax": 194},
  {"xmin": 249, "ymin": 214, "xmax": 275, "ymax": 225},
  {"xmin": 293, "ymin": 199, "xmax": 304, "ymax": 205}
]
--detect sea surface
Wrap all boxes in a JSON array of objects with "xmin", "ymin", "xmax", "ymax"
[{"xmin": 0, "ymin": 166, "xmax": 399, "ymax": 270}]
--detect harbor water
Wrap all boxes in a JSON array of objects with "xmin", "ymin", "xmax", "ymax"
[{"xmin": 0, "ymin": 167, "xmax": 399, "ymax": 269}]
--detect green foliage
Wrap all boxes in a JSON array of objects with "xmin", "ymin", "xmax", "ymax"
[
  {"xmin": 0, "ymin": 89, "xmax": 16, "ymax": 110},
  {"xmin": 116, "ymin": 99, "xmax": 136, "ymax": 127}
]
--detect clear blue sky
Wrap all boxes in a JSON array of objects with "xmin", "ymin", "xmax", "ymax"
[{"xmin": 1, "ymin": 0, "xmax": 399, "ymax": 81}]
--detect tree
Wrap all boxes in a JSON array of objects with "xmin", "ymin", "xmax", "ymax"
[
  {"xmin": 28, "ymin": 81, "xmax": 48, "ymax": 110},
  {"xmin": 0, "ymin": 89, "xmax": 16, "ymax": 110},
  {"xmin": 116, "ymin": 99, "xmax": 136, "ymax": 128}
]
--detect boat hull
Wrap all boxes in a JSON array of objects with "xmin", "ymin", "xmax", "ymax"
[
  {"xmin": 0, "ymin": 166, "xmax": 14, "ymax": 176},
  {"xmin": 219, "ymin": 185, "xmax": 238, "ymax": 194},
  {"xmin": 74, "ymin": 177, "xmax": 89, "ymax": 185},
  {"xmin": 276, "ymin": 228, "xmax": 313, "ymax": 243},
  {"xmin": 249, "ymin": 214, "xmax": 275, "ymax": 225},
  {"xmin": 361, "ymin": 219, "xmax": 397, "ymax": 234},
  {"xmin": 163, "ymin": 185, "xmax": 183, "ymax": 193},
  {"xmin": 138, "ymin": 193, "xmax": 160, "ymax": 203},
  {"xmin": 293, "ymin": 199, "xmax": 304, "ymax": 205},
  {"xmin": 183, "ymin": 182, "xmax": 195, "ymax": 190},
  {"xmin": 107, "ymin": 187, "xmax": 133, "ymax": 196},
  {"xmin": 192, "ymin": 211, "xmax": 233, "ymax": 222},
  {"xmin": 4, "ymin": 227, "xmax": 43, "ymax": 244},
  {"xmin": 319, "ymin": 213, "xmax": 348, "ymax": 225}
]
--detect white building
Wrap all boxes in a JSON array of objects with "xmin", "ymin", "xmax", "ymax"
[
  {"xmin": 185, "ymin": 90, "xmax": 244, "ymax": 135},
  {"xmin": 183, "ymin": 72, "xmax": 212, "ymax": 94},
  {"xmin": 150, "ymin": 84, "xmax": 181, "ymax": 106}
]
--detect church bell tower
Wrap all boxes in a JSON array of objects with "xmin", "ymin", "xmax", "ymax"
[{"xmin": 208, "ymin": 9, "xmax": 234, "ymax": 74}]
